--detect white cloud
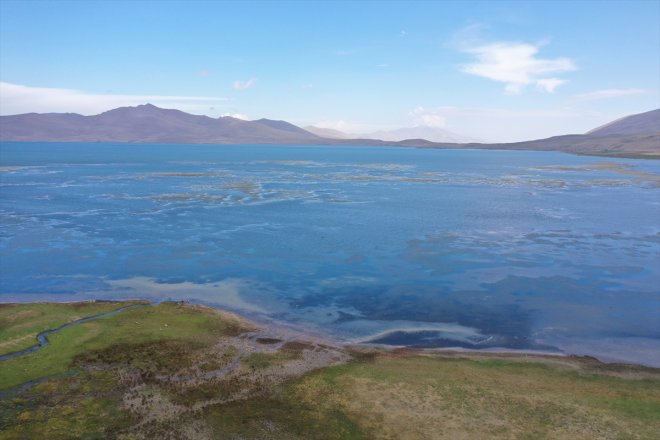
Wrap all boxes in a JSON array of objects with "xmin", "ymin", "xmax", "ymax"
[
  {"xmin": 461, "ymin": 42, "xmax": 576, "ymax": 94},
  {"xmin": 0, "ymin": 82, "xmax": 228, "ymax": 116},
  {"xmin": 426, "ymin": 105, "xmax": 581, "ymax": 119},
  {"xmin": 409, "ymin": 107, "xmax": 447, "ymax": 128},
  {"xmin": 404, "ymin": 106, "xmax": 602, "ymax": 142},
  {"xmin": 575, "ymin": 88, "xmax": 648, "ymax": 100},
  {"xmin": 313, "ymin": 120, "xmax": 365, "ymax": 133},
  {"xmin": 302, "ymin": 83, "xmax": 314, "ymax": 89},
  {"xmin": 535, "ymin": 78, "xmax": 566, "ymax": 93},
  {"xmin": 221, "ymin": 112, "xmax": 249, "ymax": 120},
  {"xmin": 232, "ymin": 78, "xmax": 256, "ymax": 90},
  {"xmin": 198, "ymin": 69, "xmax": 211, "ymax": 77}
]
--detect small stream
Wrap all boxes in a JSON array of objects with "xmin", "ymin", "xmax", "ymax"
[{"xmin": 0, "ymin": 304, "xmax": 146, "ymax": 362}]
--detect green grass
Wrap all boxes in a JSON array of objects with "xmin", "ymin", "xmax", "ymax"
[
  {"xmin": 243, "ymin": 351, "xmax": 293, "ymax": 369},
  {"xmin": 0, "ymin": 370, "xmax": 132, "ymax": 440},
  {"xmin": 241, "ymin": 342, "xmax": 313, "ymax": 371},
  {"xmin": 0, "ymin": 301, "xmax": 142, "ymax": 356},
  {"xmin": 2, "ymin": 302, "xmax": 660, "ymax": 439},
  {"xmin": 0, "ymin": 302, "xmax": 244, "ymax": 390},
  {"xmin": 287, "ymin": 355, "xmax": 660, "ymax": 439},
  {"xmin": 578, "ymin": 151, "xmax": 660, "ymax": 160},
  {"xmin": 202, "ymin": 393, "xmax": 367, "ymax": 440}
]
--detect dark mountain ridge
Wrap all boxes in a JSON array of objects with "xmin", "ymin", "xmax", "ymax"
[
  {"xmin": 1, "ymin": 104, "xmax": 658, "ymax": 158},
  {"xmin": 0, "ymin": 104, "xmax": 322, "ymax": 144},
  {"xmin": 587, "ymin": 108, "xmax": 659, "ymax": 137}
]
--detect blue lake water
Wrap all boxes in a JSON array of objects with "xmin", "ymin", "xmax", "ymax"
[{"xmin": 1, "ymin": 142, "xmax": 659, "ymax": 365}]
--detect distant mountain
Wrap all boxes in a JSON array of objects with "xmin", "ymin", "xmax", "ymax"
[
  {"xmin": 303, "ymin": 126, "xmax": 351, "ymax": 139},
  {"xmin": 447, "ymin": 132, "xmax": 660, "ymax": 158},
  {"xmin": 1, "ymin": 105, "xmax": 658, "ymax": 158},
  {"xmin": 352, "ymin": 109, "xmax": 659, "ymax": 158},
  {"xmin": 361, "ymin": 126, "xmax": 479, "ymax": 143},
  {"xmin": 587, "ymin": 109, "xmax": 660, "ymax": 137},
  {"xmin": 253, "ymin": 118, "xmax": 317, "ymax": 137},
  {"xmin": 0, "ymin": 104, "xmax": 322, "ymax": 144},
  {"xmin": 304, "ymin": 125, "xmax": 477, "ymax": 142}
]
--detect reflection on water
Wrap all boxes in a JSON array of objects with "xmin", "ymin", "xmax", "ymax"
[{"xmin": 1, "ymin": 142, "xmax": 659, "ymax": 365}]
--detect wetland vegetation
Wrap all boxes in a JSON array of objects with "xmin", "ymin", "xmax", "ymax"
[{"xmin": 1, "ymin": 301, "xmax": 659, "ymax": 439}]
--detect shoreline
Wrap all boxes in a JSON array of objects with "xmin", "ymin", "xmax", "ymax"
[
  {"xmin": 3, "ymin": 299, "xmax": 659, "ymax": 439},
  {"xmin": 2, "ymin": 298, "xmax": 658, "ymax": 371},
  {"xmin": 2, "ymin": 140, "xmax": 659, "ymax": 161}
]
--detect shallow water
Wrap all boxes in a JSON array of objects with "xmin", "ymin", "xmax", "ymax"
[{"xmin": 1, "ymin": 142, "xmax": 659, "ymax": 365}]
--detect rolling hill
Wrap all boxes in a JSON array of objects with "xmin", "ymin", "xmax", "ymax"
[{"xmin": 587, "ymin": 108, "xmax": 659, "ymax": 136}]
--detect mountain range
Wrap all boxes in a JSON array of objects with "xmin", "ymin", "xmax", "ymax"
[
  {"xmin": 305, "ymin": 125, "xmax": 479, "ymax": 143},
  {"xmin": 363, "ymin": 126, "xmax": 479, "ymax": 143},
  {"xmin": 587, "ymin": 108, "xmax": 660, "ymax": 137},
  {"xmin": 0, "ymin": 104, "xmax": 324, "ymax": 144},
  {"xmin": 304, "ymin": 126, "xmax": 352, "ymax": 139},
  {"xmin": 1, "ymin": 105, "xmax": 658, "ymax": 158}
]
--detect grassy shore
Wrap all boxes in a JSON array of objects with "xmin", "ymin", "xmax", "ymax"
[
  {"xmin": 1, "ymin": 301, "xmax": 659, "ymax": 439},
  {"xmin": 575, "ymin": 151, "xmax": 660, "ymax": 160},
  {"xmin": 0, "ymin": 301, "xmax": 145, "ymax": 356}
]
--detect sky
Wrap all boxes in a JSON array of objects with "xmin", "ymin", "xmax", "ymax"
[{"xmin": 0, "ymin": 0, "xmax": 658, "ymax": 142}]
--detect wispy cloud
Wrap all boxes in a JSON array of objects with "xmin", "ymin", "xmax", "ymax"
[
  {"xmin": 198, "ymin": 69, "xmax": 211, "ymax": 77},
  {"xmin": 232, "ymin": 78, "xmax": 256, "ymax": 90},
  {"xmin": 461, "ymin": 41, "xmax": 576, "ymax": 94},
  {"xmin": 405, "ymin": 105, "xmax": 593, "ymax": 142},
  {"xmin": 221, "ymin": 112, "xmax": 249, "ymax": 120},
  {"xmin": 421, "ymin": 106, "xmax": 582, "ymax": 119},
  {"xmin": 409, "ymin": 107, "xmax": 447, "ymax": 128},
  {"xmin": 313, "ymin": 120, "xmax": 365, "ymax": 133},
  {"xmin": 0, "ymin": 82, "xmax": 228, "ymax": 116},
  {"xmin": 575, "ymin": 88, "xmax": 648, "ymax": 100}
]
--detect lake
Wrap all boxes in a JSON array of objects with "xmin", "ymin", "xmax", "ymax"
[{"xmin": 1, "ymin": 142, "xmax": 659, "ymax": 365}]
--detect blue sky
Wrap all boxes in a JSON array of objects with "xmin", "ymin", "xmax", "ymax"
[{"xmin": 1, "ymin": 0, "xmax": 658, "ymax": 141}]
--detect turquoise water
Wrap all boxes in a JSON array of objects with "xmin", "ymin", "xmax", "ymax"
[{"xmin": 1, "ymin": 142, "xmax": 659, "ymax": 365}]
